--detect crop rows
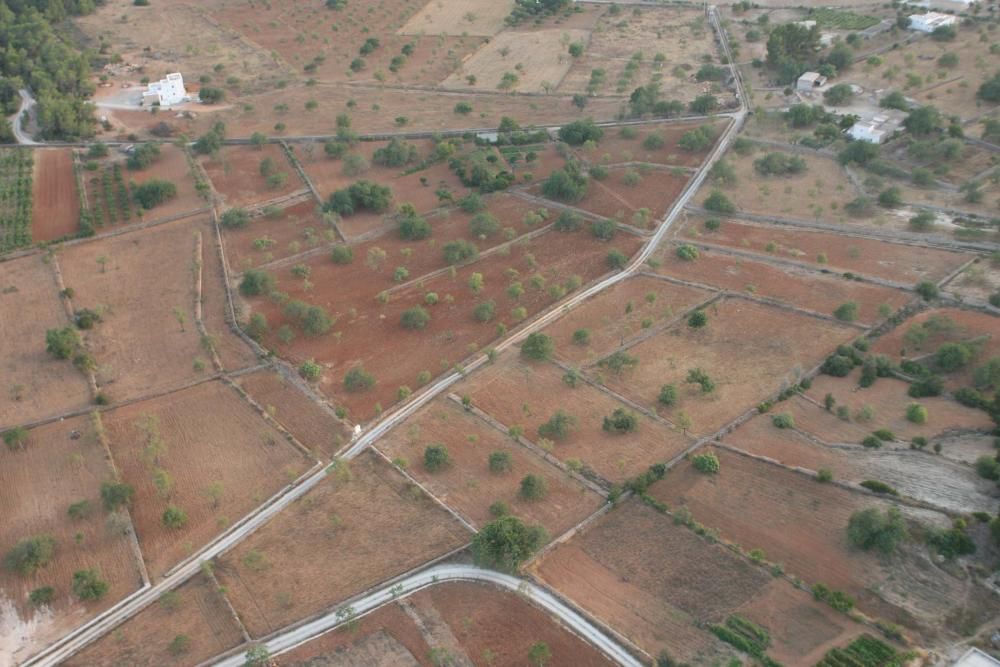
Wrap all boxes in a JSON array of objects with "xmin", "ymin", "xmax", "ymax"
[
  {"xmin": 90, "ymin": 163, "xmax": 133, "ymax": 228},
  {"xmin": 0, "ymin": 148, "xmax": 34, "ymax": 252},
  {"xmin": 807, "ymin": 8, "xmax": 880, "ymax": 30},
  {"xmin": 816, "ymin": 634, "xmax": 898, "ymax": 667}
]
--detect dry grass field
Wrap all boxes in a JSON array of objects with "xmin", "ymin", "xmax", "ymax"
[
  {"xmin": 441, "ymin": 30, "xmax": 587, "ymax": 93},
  {"xmin": 399, "ymin": 0, "xmax": 516, "ymax": 36}
]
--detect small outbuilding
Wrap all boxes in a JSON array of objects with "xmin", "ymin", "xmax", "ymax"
[
  {"xmin": 953, "ymin": 648, "xmax": 1000, "ymax": 667},
  {"xmin": 908, "ymin": 11, "xmax": 958, "ymax": 32},
  {"xmin": 796, "ymin": 71, "xmax": 827, "ymax": 92}
]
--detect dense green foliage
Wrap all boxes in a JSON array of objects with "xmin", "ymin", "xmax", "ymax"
[
  {"xmin": 847, "ymin": 507, "xmax": 906, "ymax": 554},
  {"xmin": 816, "ymin": 634, "xmax": 898, "ymax": 667},
  {"xmin": 471, "ymin": 516, "xmax": 547, "ymax": 572},
  {"xmin": 0, "ymin": 149, "xmax": 34, "ymax": 251}
]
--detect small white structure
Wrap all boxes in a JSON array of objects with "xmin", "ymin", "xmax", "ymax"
[
  {"xmin": 142, "ymin": 72, "xmax": 186, "ymax": 106},
  {"xmin": 954, "ymin": 648, "xmax": 1000, "ymax": 667},
  {"xmin": 908, "ymin": 11, "xmax": 958, "ymax": 32},
  {"xmin": 847, "ymin": 114, "xmax": 900, "ymax": 144},
  {"xmin": 906, "ymin": 0, "xmax": 976, "ymax": 11},
  {"xmin": 796, "ymin": 72, "xmax": 827, "ymax": 92}
]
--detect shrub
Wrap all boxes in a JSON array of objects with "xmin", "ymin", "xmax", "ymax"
[
  {"xmin": 244, "ymin": 311, "xmax": 269, "ymax": 344},
  {"xmin": 72, "ymin": 569, "xmax": 108, "ymax": 601},
  {"xmin": 471, "ymin": 516, "xmax": 547, "ymax": 573},
  {"xmin": 847, "ymin": 507, "xmax": 906, "ymax": 554},
  {"xmin": 676, "ymin": 244, "xmax": 699, "ymax": 261},
  {"xmin": 162, "ymin": 505, "xmax": 188, "ymax": 529},
  {"xmin": 975, "ymin": 456, "xmax": 1000, "ymax": 480},
  {"xmin": 692, "ymin": 452, "xmax": 720, "ymax": 474},
  {"xmin": 658, "ymin": 384, "xmax": 678, "ymax": 406},
  {"xmin": 554, "ymin": 210, "xmax": 582, "ymax": 232},
  {"xmin": 488, "ymin": 451, "xmax": 513, "ymax": 474},
  {"xmin": 862, "ymin": 435, "xmax": 882, "ymax": 449},
  {"xmin": 220, "ymin": 208, "xmax": 249, "ymax": 228},
  {"xmin": 877, "ymin": 187, "xmax": 903, "ymax": 208},
  {"xmin": 687, "ymin": 310, "xmax": 707, "ymax": 328},
  {"xmin": 521, "ymin": 333, "xmax": 554, "ymax": 361},
  {"xmin": 423, "ymin": 445, "xmax": 450, "ymax": 472},
  {"xmin": 928, "ymin": 526, "xmax": 975, "ymax": 559},
  {"xmin": 590, "ymin": 218, "xmax": 617, "ymax": 240},
  {"xmin": 817, "ymin": 468, "xmax": 833, "ymax": 483},
  {"xmin": 4, "ymin": 535, "xmax": 56, "ymax": 575},
  {"xmin": 557, "ymin": 118, "xmax": 603, "ymax": 145},
  {"xmin": 400, "ymin": 306, "xmax": 431, "ymax": 330},
  {"xmin": 330, "ymin": 245, "xmax": 353, "ymax": 264},
  {"xmin": 607, "ymin": 248, "xmax": 628, "ymax": 269},
  {"xmin": 771, "ymin": 413, "xmax": 794, "ymax": 429},
  {"xmin": 686, "ymin": 368, "xmax": 715, "ymax": 393},
  {"xmin": 598, "ymin": 351, "xmax": 638, "ymax": 376},
  {"xmin": 541, "ymin": 166, "xmax": 588, "ymax": 202},
  {"xmin": 860, "ymin": 480, "xmax": 898, "ymax": 496},
  {"xmin": 324, "ymin": 180, "xmax": 392, "ymax": 216},
  {"xmin": 343, "ymin": 365, "xmax": 375, "ymax": 392},
  {"xmin": 473, "ymin": 300, "xmax": 496, "ymax": 322},
  {"xmin": 935, "ymin": 342, "xmax": 973, "ymax": 372},
  {"xmin": 753, "ymin": 152, "xmax": 806, "ymax": 176},
  {"xmin": 703, "ymin": 190, "xmax": 735, "ymax": 213},
  {"xmin": 519, "ymin": 474, "xmax": 547, "ymax": 500},
  {"xmin": 538, "ymin": 410, "xmax": 576, "ymax": 440},
  {"xmin": 469, "ymin": 212, "xmax": 500, "ymax": 238},
  {"xmin": 602, "ymin": 408, "xmax": 638, "ymax": 434},
  {"xmin": 46, "ymin": 327, "xmax": 81, "ymax": 359},
  {"xmin": 443, "ymin": 240, "xmax": 478, "ymax": 265},
  {"xmin": 29, "ymin": 586, "xmax": 55, "ymax": 606},
  {"xmin": 397, "ymin": 215, "xmax": 431, "ymax": 240},
  {"xmin": 905, "ymin": 403, "xmax": 927, "ymax": 424},
  {"xmin": 298, "ymin": 359, "xmax": 322, "ymax": 381},
  {"xmin": 133, "ymin": 179, "xmax": 177, "ymax": 209},
  {"xmin": 100, "ymin": 481, "xmax": 134, "ymax": 511},
  {"xmin": 915, "ymin": 281, "xmax": 938, "ymax": 300},
  {"xmin": 239, "ymin": 269, "xmax": 275, "ymax": 297}
]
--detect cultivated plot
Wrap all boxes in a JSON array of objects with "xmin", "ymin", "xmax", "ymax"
[{"xmin": 32, "ymin": 149, "xmax": 80, "ymax": 243}]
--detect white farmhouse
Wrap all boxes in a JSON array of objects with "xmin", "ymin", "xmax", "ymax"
[
  {"xmin": 847, "ymin": 114, "xmax": 900, "ymax": 144},
  {"xmin": 142, "ymin": 72, "xmax": 187, "ymax": 106},
  {"xmin": 908, "ymin": 12, "xmax": 958, "ymax": 32}
]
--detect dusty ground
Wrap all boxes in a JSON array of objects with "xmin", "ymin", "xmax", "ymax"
[
  {"xmin": 539, "ymin": 167, "xmax": 690, "ymax": 223},
  {"xmin": 654, "ymin": 244, "xmax": 912, "ymax": 325},
  {"xmin": 215, "ymin": 451, "xmax": 470, "ymax": 637},
  {"xmin": 0, "ymin": 414, "xmax": 143, "ymax": 664},
  {"xmin": 540, "ymin": 274, "xmax": 713, "ymax": 366},
  {"xmin": 457, "ymin": 357, "xmax": 694, "ymax": 484},
  {"xmin": 102, "ymin": 380, "xmax": 312, "ymax": 579},
  {"xmin": 399, "ymin": 0, "xmax": 515, "ymax": 36},
  {"xmin": 674, "ymin": 213, "xmax": 971, "ymax": 286},
  {"xmin": 201, "ymin": 144, "xmax": 305, "ymax": 209},
  {"xmin": 32, "ymin": 149, "xmax": 80, "ymax": 243},
  {"xmin": 236, "ymin": 369, "xmax": 351, "ymax": 460},
  {"xmin": 0, "ymin": 254, "xmax": 93, "ymax": 428},
  {"xmin": 598, "ymin": 297, "xmax": 857, "ymax": 437},
  {"xmin": 221, "ymin": 198, "xmax": 331, "ymax": 272},
  {"xmin": 378, "ymin": 396, "xmax": 605, "ymax": 535},
  {"xmin": 944, "ymin": 256, "xmax": 1000, "ymax": 304},
  {"xmin": 64, "ymin": 572, "xmax": 244, "ymax": 667},
  {"xmin": 575, "ymin": 120, "xmax": 729, "ymax": 169}
]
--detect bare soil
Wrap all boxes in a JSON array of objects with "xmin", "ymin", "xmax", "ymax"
[
  {"xmin": 215, "ymin": 450, "xmax": 471, "ymax": 637},
  {"xmin": 457, "ymin": 357, "xmax": 694, "ymax": 484},
  {"xmin": 599, "ymin": 297, "xmax": 857, "ymax": 437},
  {"xmin": 0, "ymin": 255, "xmax": 92, "ymax": 428},
  {"xmin": 541, "ymin": 167, "xmax": 689, "ymax": 223},
  {"xmin": 398, "ymin": 0, "xmax": 515, "ymax": 37},
  {"xmin": 102, "ymin": 380, "xmax": 312, "ymax": 579},
  {"xmin": 32, "ymin": 149, "xmax": 80, "ymax": 242},
  {"xmin": 0, "ymin": 414, "xmax": 143, "ymax": 663},
  {"xmin": 221, "ymin": 198, "xmax": 333, "ymax": 272},
  {"xmin": 575, "ymin": 120, "xmax": 729, "ymax": 169},
  {"xmin": 236, "ymin": 369, "xmax": 351, "ymax": 460},
  {"xmin": 378, "ymin": 396, "xmax": 605, "ymax": 535},
  {"xmin": 64, "ymin": 572, "xmax": 244, "ymax": 667},
  {"xmin": 675, "ymin": 214, "xmax": 971, "ymax": 285},
  {"xmin": 201, "ymin": 144, "xmax": 305, "ymax": 209}
]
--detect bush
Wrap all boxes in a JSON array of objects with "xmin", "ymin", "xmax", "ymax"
[
  {"xmin": 162, "ymin": 505, "xmax": 188, "ymax": 529},
  {"xmin": 915, "ymin": 281, "xmax": 939, "ymax": 301},
  {"xmin": 862, "ymin": 435, "xmax": 882, "ymax": 449},
  {"xmin": 541, "ymin": 166, "xmax": 588, "ymax": 202},
  {"xmin": 823, "ymin": 83, "xmax": 854, "ymax": 106},
  {"xmin": 860, "ymin": 480, "xmax": 898, "ymax": 496},
  {"xmin": 521, "ymin": 333, "xmax": 554, "ymax": 361},
  {"xmin": 239, "ymin": 269, "xmax": 275, "ymax": 297},
  {"xmin": 400, "ymin": 306, "xmax": 431, "ymax": 330},
  {"xmin": 45, "ymin": 327, "xmax": 81, "ymax": 360},
  {"xmin": 607, "ymin": 248, "xmax": 627, "ymax": 269},
  {"xmin": 132, "ymin": 179, "xmax": 177, "ymax": 209},
  {"xmin": 658, "ymin": 384, "xmax": 678, "ymax": 406},
  {"xmin": 678, "ymin": 125, "xmax": 714, "ymax": 152},
  {"xmin": 833, "ymin": 301, "xmax": 859, "ymax": 322},
  {"xmin": 330, "ymin": 245, "xmax": 353, "ymax": 264},
  {"xmin": 908, "ymin": 374, "xmax": 943, "ymax": 397},
  {"xmin": 471, "ymin": 516, "xmax": 547, "ymax": 573},
  {"xmin": 298, "ymin": 359, "xmax": 322, "ymax": 381},
  {"xmin": 771, "ymin": 413, "xmax": 795, "ymax": 429},
  {"xmin": 692, "ymin": 452, "xmax": 720, "ymax": 474},
  {"xmin": 488, "ymin": 451, "xmax": 513, "ymax": 474},
  {"xmin": 703, "ymin": 190, "xmax": 735, "ymax": 214},
  {"xmin": 469, "ymin": 212, "xmax": 500, "ymax": 238},
  {"xmin": 423, "ymin": 445, "xmax": 450, "ymax": 472},
  {"xmin": 753, "ymin": 152, "xmax": 806, "ymax": 176},
  {"xmin": 29, "ymin": 586, "xmax": 55, "ymax": 606},
  {"xmin": 838, "ymin": 141, "xmax": 879, "ymax": 166},
  {"xmin": 473, "ymin": 300, "xmax": 496, "ymax": 322},
  {"xmin": 538, "ymin": 410, "xmax": 576, "ymax": 440},
  {"xmin": 847, "ymin": 507, "xmax": 907, "ymax": 554},
  {"xmin": 557, "ymin": 118, "xmax": 603, "ymax": 146},
  {"xmin": 877, "ymin": 187, "xmax": 903, "ymax": 208},
  {"xmin": 72, "ymin": 569, "xmax": 108, "ymax": 601},
  {"xmin": 324, "ymin": 180, "xmax": 392, "ymax": 216},
  {"xmin": 554, "ymin": 210, "xmax": 582, "ymax": 232},
  {"xmin": 687, "ymin": 310, "xmax": 707, "ymax": 328},
  {"xmin": 4, "ymin": 535, "xmax": 56, "ymax": 575},
  {"xmin": 602, "ymin": 408, "xmax": 638, "ymax": 434},
  {"xmin": 975, "ymin": 456, "xmax": 1000, "ymax": 480},
  {"xmin": 100, "ymin": 481, "xmax": 134, "ymax": 511},
  {"xmin": 443, "ymin": 240, "xmax": 478, "ymax": 265},
  {"xmin": 343, "ymin": 365, "xmax": 375, "ymax": 392},
  {"xmin": 398, "ymin": 215, "xmax": 431, "ymax": 240},
  {"xmin": 905, "ymin": 403, "xmax": 927, "ymax": 424},
  {"xmin": 935, "ymin": 342, "xmax": 973, "ymax": 372},
  {"xmin": 676, "ymin": 244, "xmax": 699, "ymax": 261},
  {"xmin": 590, "ymin": 219, "xmax": 617, "ymax": 240},
  {"xmin": 519, "ymin": 474, "xmax": 547, "ymax": 500}
]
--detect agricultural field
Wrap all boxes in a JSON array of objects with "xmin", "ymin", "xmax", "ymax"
[
  {"xmin": 215, "ymin": 451, "xmax": 470, "ymax": 637},
  {"xmin": 0, "ymin": 148, "xmax": 33, "ymax": 252},
  {"xmin": 200, "ymin": 143, "xmax": 306, "ymax": 209},
  {"xmin": 31, "ymin": 149, "xmax": 80, "ymax": 243},
  {"xmin": 574, "ymin": 120, "xmax": 729, "ymax": 168}
]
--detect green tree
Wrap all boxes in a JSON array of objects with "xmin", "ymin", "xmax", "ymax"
[
  {"xmin": 823, "ymin": 83, "xmax": 854, "ymax": 106},
  {"xmin": 244, "ymin": 645, "xmax": 272, "ymax": 666},
  {"xmin": 401, "ymin": 306, "xmax": 431, "ymax": 330},
  {"xmin": 343, "ymin": 365, "xmax": 375, "ymax": 391},
  {"xmin": 846, "ymin": 507, "xmax": 907, "ymax": 554},
  {"xmin": 602, "ymin": 408, "xmax": 638, "ymax": 434},
  {"xmin": 529, "ymin": 641, "xmax": 552, "ymax": 666},
  {"xmin": 100, "ymin": 481, "xmax": 135, "ymax": 511},
  {"xmin": 132, "ymin": 179, "xmax": 177, "ymax": 209},
  {"xmin": 471, "ymin": 516, "xmax": 547, "ymax": 573},
  {"xmin": 519, "ymin": 474, "xmax": 546, "ymax": 500},
  {"xmin": 658, "ymin": 384, "xmax": 678, "ymax": 406},
  {"xmin": 45, "ymin": 327, "xmax": 81, "ymax": 360},
  {"xmin": 538, "ymin": 410, "xmax": 576, "ymax": 440},
  {"xmin": 488, "ymin": 451, "xmax": 513, "ymax": 474},
  {"xmin": 4, "ymin": 535, "xmax": 56, "ymax": 575},
  {"xmin": 72, "ymin": 569, "xmax": 109, "ymax": 601},
  {"xmin": 703, "ymin": 190, "xmax": 735, "ymax": 214},
  {"xmin": 423, "ymin": 445, "xmax": 450, "ymax": 471},
  {"xmin": 833, "ymin": 301, "xmax": 859, "ymax": 322},
  {"xmin": 903, "ymin": 106, "xmax": 941, "ymax": 136},
  {"xmin": 162, "ymin": 505, "xmax": 188, "ymax": 529},
  {"xmin": 692, "ymin": 452, "xmax": 720, "ymax": 474},
  {"xmin": 521, "ymin": 333, "xmax": 554, "ymax": 361},
  {"xmin": 557, "ymin": 118, "xmax": 603, "ymax": 145},
  {"xmin": 239, "ymin": 269, "xmax": 275, "ymax": 297}
]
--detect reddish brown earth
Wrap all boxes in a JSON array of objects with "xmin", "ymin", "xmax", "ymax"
[
  {"xmin": 249, "ymin": 227, "xmax": 643, "ymax": 421},
  {"xmin": 378, "ymin": 396, "xmax": 605, "ymax": 535},
  {"xmin": 102, "ymin": 380, "xmax": 312, "ymax": 579},
  {"xmin": 457, "ymin": 357, "xmax": 694, "ymax": 484},
  {"xmin": 65, "ymin": 573, "xmax": 244, "ymax": 667},
  {"xmin": 32, "ymin": 149, "xmax": 80, "ymax": 242},
  {"xmin": 236, "ymin": 369, "xmax": 352, "ymax": 460},
  {"xmin": 542, "ymin": 168, "xmax": 689, "ymax": 222},
  {"xmin": 0, "ymin": 414, "xmax": 143, "ymax": 662},
  {"xmin": 675, "ymin": 215, "xmax": 971, "ymax": 285},
  {"xmin": 533, "ymin": 498, "xmax": 868, "ymax": 665},
  {"xmin": 599, "ymin": 297, "xmax": 856, "ymax": 437},
  {"xmin": 221, "ymin": 198, "xmax": 331, "ymax": 272},
  {"xmin": 655, "ymin": 246, "xmax": 912, "ymax": 326},
  {"xmin": 215, "ymin": 451, "xmax": 471, "ymax": 637},
  {"xmin": 0, "ymin": 254, "xmax": 92, "ymax": 427},
  {"xmin": 575, "ymin": 120, "xmax": 728, "ymax": 168},
  {"xmin": 201, "ymin": 144, "xmax": 306, "ymax": 209}
]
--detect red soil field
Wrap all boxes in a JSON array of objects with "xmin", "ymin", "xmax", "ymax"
[
  {"xmin": 724, "ymin": 413, "xmax": 997, "ymax": 514},
  {"xmin": 540, "ymin": 274, "xmax": 713, "ymax": 366},
  {"xmin": 64, "ymin": 573, "xmax": 244, "ymax": 667},
  {"xmin": 655, "ymin": 246, "xmax": 912, "ymax": 326},
  {"xmin": 58, "ymin": 218, "xmax": 214, "ymax": 402},
  {"xmin": 201, "ymin": 144, "xmax": 306, "ymax": 209},
  {"xmin": 544, "ymin": 167, "xmax": 689, "ymax": 222},
  {"xmin": 221, "ymin": 198, "xmax": 331, "ymax": 271},
  {"xmin": 803, "ymin": 370, "xmax": 995, "ymax": 443},
  {"xmin": 600, "ymin": 298, "xmax": 856, "ymax": 437},
  {"xmin": 458, "ymin": 357, "xmax": 694, "ymax": 484},
  {"xmin": 0, "ymin": 254, "xmax": 92, "ymax": 427},
  {"xmin": 215, "ymin": 451, "xmax": 470, "ymax": 637},
  {"xmin": 102, "ymin": 380, "xmax": 312, "ymax": 579},
  {"xmin": 675, "ymin": 215, "xmax": 971, "ymax": 285},
  {"xmin": 0, "ymin": 414, "xmax": 143, "ymax": 664},
  {"xmin": 647, "ymin": 448, "xmax": 968, "ymax": 636},
  {"xmin": 378, "ymin": 396, "xmax": 605, "ymax": 535},
  {"xmin": 236, "ymin": 369, "xmax": 352, "ymax": 460},
  {"xmin": 575, "ymin": 120, "xmax": 728, "ymax": 168},
  {"xmin": 500, "ymin": 142, "xmax": 570, "ymax": 184},
  {"xmin": 250, "ymin": 227, "xmax": 643, "ymax": 421},
  {"xmin": 533, "ymin": 499, "xmax": 867, "ymax": 664},
  {"xmin": 870, "ymin": 308, "xmax": 1000, "ymax": 390},
  {"xmin": 31, "ymin": 149, "xmax": 80, "ymax": 242},
  {"xmin": 279, "ymin": 581, "xmax": 615, "ymax": 667},
  {"xmin": 126, "ymin": 144, "xmax": 206, "ymax": 221}
]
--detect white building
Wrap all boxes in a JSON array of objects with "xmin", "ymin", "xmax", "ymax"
[
  {"xmin": 906, "ymin": 0, "xmax": 976, "ymax": 12},
  {"xmin": 908, "ymin": 11, "xmax": 958, "ymax": 32},
  {"xmin": 142, "ymin": 72, "xmax": 186, "ymax": 106},
  {"xmin": 954, "ymin": 648, "xmax": 1000, "ymax": 667},
  {"xmin": 847, "ymin": 114, "xmax": 900, "ymax": 144},
  {"xmin": 796, "ymin": 71, "xmax": 827, "ymax": 92}
]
